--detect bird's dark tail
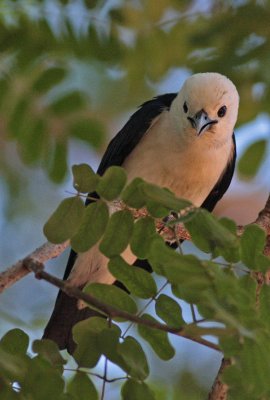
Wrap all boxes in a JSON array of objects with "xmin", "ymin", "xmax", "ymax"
[
  {"xmin": 42, "ymin": 252, "xmax": 153, "ymax": 354},
  {"xmin": 42, "ymin": 290, "xmax": 100, "ymax": 354},
  {"xmin": 42, "ymin": 249, "xmax": 101, "ymax": 354}
]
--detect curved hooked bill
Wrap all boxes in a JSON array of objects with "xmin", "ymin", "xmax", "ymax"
[{"xmin": 188, "ymin": 110, "xmax": 218, "ymax": 136}]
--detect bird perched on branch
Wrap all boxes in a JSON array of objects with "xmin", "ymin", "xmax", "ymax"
[{"xmin": 43, "ymin": 72, "xmax": 239, "ymax": 353}]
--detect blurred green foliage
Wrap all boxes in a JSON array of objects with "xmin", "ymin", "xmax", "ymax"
[{"xmin": 1, "ymin": 0, "xmax": 270, "ymax": 190}]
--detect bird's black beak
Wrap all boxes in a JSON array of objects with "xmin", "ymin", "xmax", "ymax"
[{"xmin": 188, "ymin": 110, "xmax": 218, "ymax": 136}]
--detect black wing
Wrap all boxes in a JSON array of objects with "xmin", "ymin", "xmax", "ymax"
[
  {"xmin": 43, "ymin": 93, "xmax": 177, "ymax": 352},
  {"xmin": 97, "ymin": 93, "xmax": 177, "ymax": 175},
  {"xmin": 201, "ymin": 133, "xmax": 236, "ymax": 212}
]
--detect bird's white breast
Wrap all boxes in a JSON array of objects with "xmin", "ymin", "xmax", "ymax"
[{"xmin": 122, "ymin": 111, "xmax": 232, "ymax": 207}]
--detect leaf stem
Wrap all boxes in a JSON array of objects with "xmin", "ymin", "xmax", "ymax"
[
  {"xmin": 122, "ymin": 279, "xmax": 169, "ymax": 338},
  {"xmin": 101, "ymin": 357, "xmax": 108, "ymax": 400},
  {"xmin": 190, "ymin": 304, "xmax": 198, "ymax": 323},
  {"xmin": 63, "ymin": 368, "xmax": 127, "ymax": 383}
]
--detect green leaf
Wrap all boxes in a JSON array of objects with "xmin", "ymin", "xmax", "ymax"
[
  {"xmin": 130, "ymin": 217, "xmax": 157, "ymax": 259},
  {"xmin": 97, "ymin": 166, "xmax": 127, "ymax": 200},
  {"xmin": 149, "ymin": 238, "xmax": 191, "ymax": 276},
  {"xmin": 99, "ymin": 210, "xmax": 134, "ymax": 257},
  {"xmin": 96, "ymin": 327, "xmax": 123, "ymax": 367},
  {"xmin": 96, "ymin": 326, "xmax": 143, "ymax": 376},
  {"xmin": 149, "ymin": 239, "xmax": 213, "ymax": 294},
  {"xmin": 49, "ymin": 91, "xmax": 87, "ymax": 115},
  {"xmin": 108, "ymin": 256, "xmax": 157, "ymax": 299},
  {"xmin": 146, "ymin": 200, "xmax": 171, "ymax": 218},
  {"xmin": 164, "ymin": 255, "xmax": 212, "ymax": 288},
  {"xmin": 84, "ymin": 283, "xmax": 137, "ymax": 319},
  {"xmin": 240, "ymin": 224, "xmax": 270, "ymax": 270},
  {"xmin": 219, "ymin": 217, "xmax": 238, "ymax": 235},
  {"xmin": 257, "ymin": 284, "xmax": 270, "ymax": 331},
  {"xmin": 219, "ymin": 335, "xmax": 243, "ymax": 358},
  {"xmin": 72, "ymin": 164, "xmax": 100, "ymax": 193},
  {"xmin": 121, "ymin": 177, "xmax": 146, "ymax": 208},
  {"xmin": 0, "ymin": 329, "xmax": 29, "ymax": 355},
  {"xmin": 172, "ymin": 283, "xmax": 203, "ymax": 304},
  {"xmin": 121, "ymin": 379, "xmax": 156, "ymax": 400},
  {"xmin": 43, "ymin": 196, "xmax": 85, "ymax": 243},
  {"xmin": 138, "ymin": 314, "xmax": 175, "ymax": 360},
  {"xmin": 8, "ymin": 96, "xmax": 29, "ymax": 138},
  {"xmin": 33, "ymin": 67, "xmax": 67, "ymax": 93},
  {"xmin": 0, "ymin": 78, "xmax": 9, "ymax": 111},
  {"xmin": 155, "ymin": 294, "xmax": 185, "ymax": 328},
  {"xmin": 69, "ymin": 118, "xmax": 105, "ymax": 149},
  {"xmin": 141, "ymin": 182, "xmax": 191, "ymax": 211},
  {"xmin": 0, "ymin": 385, "xmax": 18, "ymax": 400},
  {"xmin": 48, "ymin": 141, "xmax": 68, "ymax": 183},
  {"xmin": 223, "ymin": 336, "xmax": 270, "ymax": 399},
  {"xmin": 71, "ymin": 200, "xmax": 109, "ymax": 252},
  {"xmin": 19, "ymin": 118, "xmax": 48, "ymax": 165},
  {"xmin": 67, "ymin": 372, "xmax": 98, "ymax": 400},
  {"xmin": 32, "ymin": 339, "xmax": 66, "ymax": 368},
  {"xmin": 238, "ymin": 139, "xmax": 267, "ymax": 179},
  {"xmin": 184, "ymin": 209, "xmax": 239, "ymax": 262},
  {"xmin": 21, "ymin": 356, "xmax": 65, "ymax": 400},
  {"xmin": 118, "ymin": 336, "xmax": 149, "ymax": 380},
  {"xmin": 72, "ymin": 317, "xmax": 111, "ymax": 368},
  {"xmin": 0, "ymin": 347, "xmax": 28, "ymax": 382},
  {"xmin": 146, "ymin": 236, "xmax": 170, "ymax": 275},
  {"xmin": 84, "ymin": 0, "xmax": 100, "ymax": 9}
]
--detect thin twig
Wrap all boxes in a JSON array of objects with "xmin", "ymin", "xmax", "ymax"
[
  {"xmin": 190, "ymin": 304, "xmax": 198, "ymax": 323},
  {"xmin": 122, "ymin": 279, "xmax": 169, "ymax": 338},
  {"xmin": 63, "ymin": 368, "xmax": 127, "ymax": 383},
  {"xmin": 101, "ymin": 357, "xmax": 108, "ymax": 400}
]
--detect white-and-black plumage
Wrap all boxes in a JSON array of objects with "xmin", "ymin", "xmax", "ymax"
[{"xmin": 43, "ymin": 73, "xmax": 238, "ymax": 353}]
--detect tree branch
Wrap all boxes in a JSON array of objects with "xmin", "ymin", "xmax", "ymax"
[
  {"xmin": 208, "ymin": 358, "xmax": 231, "ymax": 400},
  {"xmin": 1, "ymin": 194, "xmax": 270, "ymax": 294},
  {"xmin": 24, "ymin": 257, "xmax": 220, "ymax": 352},
  {"xmin": 0, "ymin": 241, "xmax": 69, "ymax": 293}
]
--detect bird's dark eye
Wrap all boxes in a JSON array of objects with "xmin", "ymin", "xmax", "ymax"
[
  {"xmin": 217, "ymin": 105, "xmax": 227, "ymax": 118},
  {"xmin": 183, "ymin": 101, "xmax": 188, "ymax": 113}
]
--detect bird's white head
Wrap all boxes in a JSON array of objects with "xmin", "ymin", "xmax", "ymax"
[{"xmin": 170, "ymin": 72, "xmax": 239, "ymax": 147}]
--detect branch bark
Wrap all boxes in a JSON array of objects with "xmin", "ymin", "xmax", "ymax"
[
  {"xmin": 0, "ymin": 241, "xmax": 69, "ymax": 293},
  {"xmin": 208, "ymin": 358, "xmax": 231, "ymax": 400}
]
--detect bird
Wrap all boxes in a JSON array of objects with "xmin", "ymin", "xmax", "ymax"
[{"xmin": 43, "ymin": 72, "xmax": 239, "ymax": 353}]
